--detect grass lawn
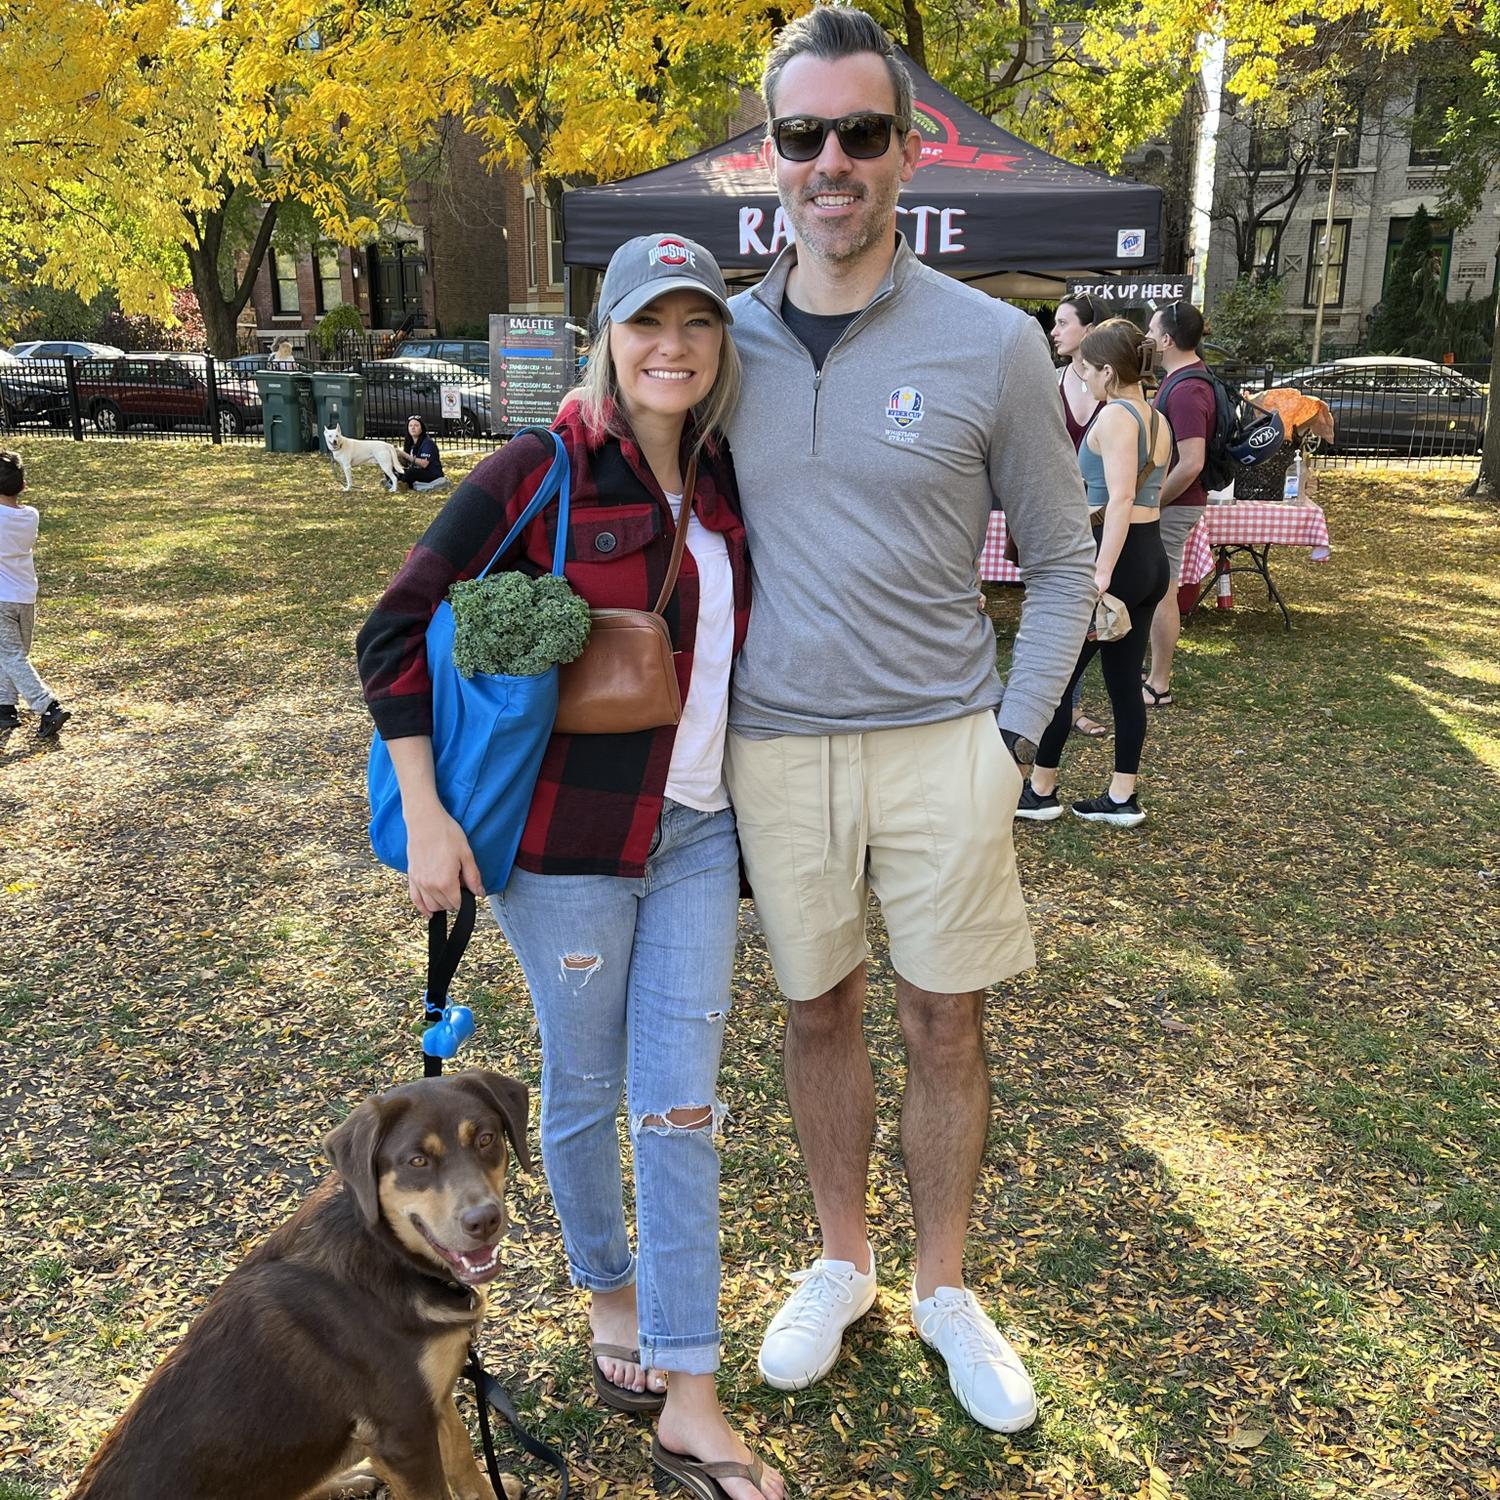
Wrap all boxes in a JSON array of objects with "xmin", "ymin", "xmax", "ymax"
[{"xmin": 1, "ymin": 441, "xmax": 1497, "ymax": 1500}]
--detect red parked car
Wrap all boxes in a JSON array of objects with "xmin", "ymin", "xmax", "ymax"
[{"xmin": 75, "ymin": 354, "xmax": 263, "ymax": 436}]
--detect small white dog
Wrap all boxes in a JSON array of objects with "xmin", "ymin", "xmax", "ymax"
[{"xmin": 324, "ymin": 424, "xmax": 412, "ymax": 492}]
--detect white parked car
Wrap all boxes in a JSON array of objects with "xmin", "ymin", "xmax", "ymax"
[{"xmin": 9, "ymin": 339, "xmax": 125, "ymax": 362}]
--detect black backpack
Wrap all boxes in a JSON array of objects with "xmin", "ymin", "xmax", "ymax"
[{"xmin": 1157, "ymin": 366, "xmax": 1285, "ymax": 492}]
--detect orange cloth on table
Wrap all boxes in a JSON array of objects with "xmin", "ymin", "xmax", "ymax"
[{"xmin": 1251, "ymin": 388, "xmax": 1335, "ymax": 446}]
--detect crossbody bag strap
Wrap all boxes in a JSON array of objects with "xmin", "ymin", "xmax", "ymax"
[
  {"xmin": 1136, "ymin": 407, "xmax": 1162, "ymax": 492},
  {"xmin": 651, "ymin": 456, "xmax": 698, "ymax": 616},
  {"xmin": 476, "ymin": 428, "xmax": 572, "ymax": 581}
]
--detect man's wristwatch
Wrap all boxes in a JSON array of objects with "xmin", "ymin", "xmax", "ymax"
[{"xmin": 1000, "ymin": 727, "xmax": 1037, "ymax": 766}]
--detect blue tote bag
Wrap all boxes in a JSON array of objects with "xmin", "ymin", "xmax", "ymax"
[{"xmin": 368, "ymin": 429, "xmax": 571, "ymax": 894}]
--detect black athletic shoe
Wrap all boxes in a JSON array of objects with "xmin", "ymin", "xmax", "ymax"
[
  {"xmin": 1071, "ymin": 790, "xmax": 1145, "ymax": 828},
  {"xmin": 1014, "ymin": 780, "xmax": 1062, "ymax": 821},
  {"xmin": 37, "ymin": 700, "xmax": 71, "ymax": 738},
  {"xmin": 0, "ymin": 704, "xmax": 19, "ymax": 730}
]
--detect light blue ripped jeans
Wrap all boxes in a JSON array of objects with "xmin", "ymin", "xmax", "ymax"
[{"xmin": 488, "ymin": 799, "xmax": 738, "ymax": 1374}]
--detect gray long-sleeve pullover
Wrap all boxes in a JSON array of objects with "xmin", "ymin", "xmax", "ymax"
[{"xmin": 725, "ymin": 239, "xmax": 1097, "ymax": 746}]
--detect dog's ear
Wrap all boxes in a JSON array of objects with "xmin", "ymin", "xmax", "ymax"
[
  {"xmin": 454, "ymin": 1071, "xmax": 532, "ymax": 1173},
  {"xmin": 325, "ymin": 1096, "xmax": 398, "ymax": 1226}
]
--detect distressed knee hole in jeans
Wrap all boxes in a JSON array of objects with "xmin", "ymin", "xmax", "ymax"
[
  {"xmin": 559, "ymin": 951, "xmax": 604, "ymax": 986},
  {"xmin": 631, "ymin": 1100, "xmax": 729, "ymax": 1138}
]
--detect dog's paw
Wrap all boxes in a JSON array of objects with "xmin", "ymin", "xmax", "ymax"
[
  {"xmin": 453, "ymin": 1474, "xmax": 521, "ymax": 1500},
  {"xmin": 325, "ymin": 1464, "xmax": 383, "ymax": 1497}
]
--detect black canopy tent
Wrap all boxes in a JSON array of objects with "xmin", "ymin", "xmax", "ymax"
[{"xmin": 561, "ymin": 53, "xmax": 1163, "ymax": 300}]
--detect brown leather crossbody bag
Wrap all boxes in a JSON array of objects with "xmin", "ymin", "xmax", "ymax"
[{"xmin": 553, "ymin": 458, "xmax": 695, "ymax": 736}]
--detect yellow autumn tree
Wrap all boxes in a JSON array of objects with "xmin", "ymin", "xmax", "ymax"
[
  {"xmin": 0, "ymin": 0, "xmax": 800, "ymax": 352},
  {"xmin": 0, "ymin": 0, "xmax": 1473, "ymax": 350}
]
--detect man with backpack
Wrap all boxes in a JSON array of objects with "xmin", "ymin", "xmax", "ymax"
[{"xmin": 1143, "ymin": 300, "xmax": 1214, "ymax": 708}]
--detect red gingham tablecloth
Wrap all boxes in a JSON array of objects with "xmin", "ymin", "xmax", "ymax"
[
  {"xmin": 979, "ymin": 511, "xmax": 1021, "ymax": 583},
  {"xmin": 1181, "ymin": 501, "xmax": 1331, "ymax": 584},
  {"xmin": 979, "ymin": 502, "xmax": 1331, "ymax": 585}
]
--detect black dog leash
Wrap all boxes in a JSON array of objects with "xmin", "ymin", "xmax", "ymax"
[{"xmin": 424, "ymin": 890, "xmax": 570, "ymax": 1498}]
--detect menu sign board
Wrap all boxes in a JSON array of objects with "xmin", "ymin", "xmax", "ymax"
[{"xmin": 490, "ymin": 314, "xmax": 575, "ymax": 434}]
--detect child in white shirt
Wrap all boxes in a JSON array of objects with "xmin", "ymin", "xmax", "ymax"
[{"xmin": 0, "ymin": 449, "xmax": 69, "ymax": 737}]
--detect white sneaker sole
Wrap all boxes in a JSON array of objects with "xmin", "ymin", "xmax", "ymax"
[
  {"xmin": 1071, "ymin": 807, "xmax": 1145, "ymax": 827},
  {"xmin": 1013, "ymin": 804, "xmax": 1062, "ymax": 821},
  {"xmin": 757, "ymin": 1275, "xmax": 879, "ymax": 1391}
]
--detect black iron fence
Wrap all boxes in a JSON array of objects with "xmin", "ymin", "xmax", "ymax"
[
  {"xmin": 1213, "ymin": 359, "xmax": 1489, "ymax": 469},
  {"xmin": 3, "ymin": 350, "xmax": 1490, "ymax": 469},
  {"xmin": 0, "ymin": 354, "xmax": 508, "ymax": 456}
]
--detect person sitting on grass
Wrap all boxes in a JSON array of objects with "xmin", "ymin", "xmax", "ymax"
[
  {"xmin": 398, "ymin": 415, "xmax": 448, "ymax": 492},
  {"xmin": 0, "ymin": 449, "xmax": 70, "ymax": 738}
]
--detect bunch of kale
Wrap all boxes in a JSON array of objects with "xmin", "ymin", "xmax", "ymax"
[{"xmin": 448, "ymin": 572, "xmax": 591, "ymax": 678}]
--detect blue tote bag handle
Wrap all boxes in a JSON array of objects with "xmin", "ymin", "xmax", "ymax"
[
  {"xmin": 367, "ymin": 427, "xmax": 573, "ymax": 893},
  {"xmin": 478, "ymin": 427, "xmax": 570, "ymax": 579}
]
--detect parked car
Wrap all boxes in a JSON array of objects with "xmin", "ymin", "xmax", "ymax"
[
  {"xmin": 363, "ymin": 357, "xmax": 494, "ymax": 437},
  {"xmin": 74, "ymin": 354, "xmax": 263, "ymax": 436},
  {"xmin": 388, "ymin": 337, "xmax": 489, "ymax": 374},
  {"xmin": 1277, "ymin": 356, "xmax": 1488, "ymax": 455},
  {"xmin": 0, "ymin": 350, "xmax": 71, "ymax": 430},
  {"xmin": 226, "ymin": 353, "xmax": 310, "ymax": 374},
  {"xmin": 163, "ymin": 353, "xmax": 266, "ymax": 412},
  {"xmin": 9, "ymin": 339, "xmax": 124, "ymax": 362}
]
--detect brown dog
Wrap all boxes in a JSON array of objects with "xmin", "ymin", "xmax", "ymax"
[{"xmin": 69, "ymin": 1071, "xmax": 532, "ymax": 1500}]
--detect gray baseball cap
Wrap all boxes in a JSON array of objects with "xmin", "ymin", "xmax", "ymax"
[{"xmin": 598, "ymin": 234, "xmax": 734, "ymax": 327}]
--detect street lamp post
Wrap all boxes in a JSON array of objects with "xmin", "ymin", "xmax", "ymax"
[{"xmin": 1311, "ymin": 126, "xmax": 1351, "ymax": 364}]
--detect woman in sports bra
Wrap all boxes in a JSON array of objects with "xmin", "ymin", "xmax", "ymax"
[
  {"xmin": 1049, "ymin": 294, "xmax": 1109, "ymax": 739},
  {"xmin": 1018, "ymin": 318, "xmax": 1171, "ymax": 828}
]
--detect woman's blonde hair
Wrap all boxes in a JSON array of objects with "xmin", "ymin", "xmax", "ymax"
[
  {"xmin": 1081, "ymin": 317, "xmax": 1156, "ymax": 394},
  {"xmin": 569, "ymin": 308, "xmax": 741, "ymax": 460}
]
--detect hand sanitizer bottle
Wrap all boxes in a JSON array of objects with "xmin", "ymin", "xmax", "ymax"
[{"xmin": 1283, "ymin": 451, "xmax": 1303, "ymax": 503}]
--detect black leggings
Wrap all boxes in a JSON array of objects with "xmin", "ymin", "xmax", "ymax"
[{"xmin": 1036, "ymin": 520, "xmax": 1168, "ymax": 778}]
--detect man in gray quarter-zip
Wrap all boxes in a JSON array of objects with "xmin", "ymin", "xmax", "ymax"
[{"xmin": 721, "ymin": 6, "xmax": 1096, "ymax": 1437}]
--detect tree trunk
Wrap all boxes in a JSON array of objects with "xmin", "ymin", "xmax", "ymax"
[
  {"xmin": 184, "ymin": 194, "xmax": 281, "ymax": 357},
  {"xmin": 901, "ymin": 0, "xmax": 926, "ymax": 70},
  {"xmin": 1471, "ymin": 303, "xmax": 1500, "ymax": 501}
]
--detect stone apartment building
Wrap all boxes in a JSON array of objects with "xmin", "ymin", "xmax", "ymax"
[{"xmin": 1201, "ymin": 82, "xmax": 1500, "ymax": 354}]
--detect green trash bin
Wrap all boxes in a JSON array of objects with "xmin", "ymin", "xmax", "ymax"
[
  {"xmin": 311, "ymin": 372, "xmax": 366, "ymax": 450},
  {"xmin": 253, "ymin": 370, "xmax": 317, "ymax": 452}
]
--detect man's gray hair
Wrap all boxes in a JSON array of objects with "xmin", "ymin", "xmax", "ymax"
[{"xmin": 761, "ymin": 6, "xmax": 912, "ymax": 129}]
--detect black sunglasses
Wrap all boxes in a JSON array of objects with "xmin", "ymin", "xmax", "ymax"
[{"xmin": 770, "ymin": 112, "xmax": 903, "ymax": 162}]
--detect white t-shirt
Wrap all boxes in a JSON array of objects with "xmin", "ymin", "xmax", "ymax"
[
  {"xmin": 0, "ymin": 503, "xmax": 40, "ymax": 604},
  {"xmin": 663, "ymin": 490, "xmax": 733, "ymax": 812}
]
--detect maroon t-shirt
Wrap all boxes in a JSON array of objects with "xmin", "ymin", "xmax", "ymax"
[{"xmin": 1153, "ymin": 360, "xmax": 1216, "ymax": 507}]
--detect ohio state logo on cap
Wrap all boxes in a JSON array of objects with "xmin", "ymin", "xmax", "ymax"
[{"xmin": 649, "ymin": 236, "xmax": 695, "ymax": 269}]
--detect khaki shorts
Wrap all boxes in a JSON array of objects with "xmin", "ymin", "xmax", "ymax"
[
  {"xmin": 1158, "ymin": 503, "xmax": 1206, "ymax": 585},
  {"xmin": 725, "ymin": 712, "xmax": 1035, "ymax": 1001}
]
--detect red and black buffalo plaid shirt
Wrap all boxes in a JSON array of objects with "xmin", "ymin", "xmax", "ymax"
[{"xmin": 357, "ymin": 402, "xmax": 749, "ymax": 879}]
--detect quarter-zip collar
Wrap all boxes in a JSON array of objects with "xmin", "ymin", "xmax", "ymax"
[
  {"xmin": 745, "ymin": 235, "xmax": 916, "ymax": 454},
  {"xmin": 749, "ymin": 232, "xmax": 918, "ymax": 326}
]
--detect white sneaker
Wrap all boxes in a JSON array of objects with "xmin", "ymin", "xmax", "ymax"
[
  {"xmin": 911, "ymin": 1284, "xmax": 1037, "ymax": 1433},
  {"xmin": 757, "ymin": 1248, "xmax": 878, "ymax": 1390}
]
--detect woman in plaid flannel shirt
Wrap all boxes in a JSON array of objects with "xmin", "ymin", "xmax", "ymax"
[{"xmin": 359, "ymin": 235, "xmax": 784, "ymax": 1500}]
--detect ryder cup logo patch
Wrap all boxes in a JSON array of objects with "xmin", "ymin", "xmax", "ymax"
[
  {"xmin": 649, "ymin": 237, "xmax": 695, "ymax": 269},
  {"xmin": 886, "ymin": 387, "xmax": 924, "ymax": 428}
]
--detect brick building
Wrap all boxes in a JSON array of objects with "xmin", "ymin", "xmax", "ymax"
[{"xmin": 244, "ymin": 124, "xmax": 568, "ymax": 349}]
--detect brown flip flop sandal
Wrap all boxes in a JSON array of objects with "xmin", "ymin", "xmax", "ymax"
[
  {"xmin": 651, "ymin": 1436, "xmax": 768, "ymax": 1498},
  {"xmin": 1071, "ymin": 715, "xmax": 1111, "ymax": 738},
  {"xmin": 591, "ymin": 1342, "xmax": 667, "ymax": 1413}
]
